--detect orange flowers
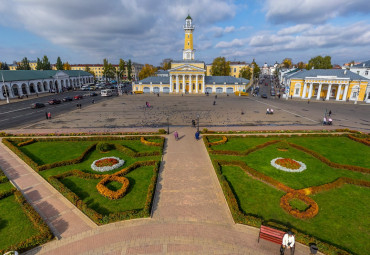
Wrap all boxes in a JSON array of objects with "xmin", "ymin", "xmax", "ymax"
[
  {"xmin": 275, "ymin": 158, "xmax": 301, "ymax": 170},
  {"xmin": 95, "ymin": 158, "xmax": 119, "ymax": 167},
  {"xmin": 97, "ymin": 175, "xmax": 129, "ymax": 200}
]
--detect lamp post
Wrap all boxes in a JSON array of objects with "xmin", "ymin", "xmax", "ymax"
[
  {"xmin": 1, "ymin": 73, "xmax": 10, "ymax": 103},
  {"xmin": 197, "ymin": 114, "xmax": 200, "ymax": 132},
  {"xmin": 166, "ymin": 115, "xmax": 170, "ymax": 134},
  {"xmin": 117, "ymin": 70, "xmax": 124, "ymax": 95}
]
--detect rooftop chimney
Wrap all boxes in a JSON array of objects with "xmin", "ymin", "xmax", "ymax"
[
  {"xmin": 363, "ymin": 63, "xmax": 366, "ymax": 67},
  {"xmin": 344, "ymin": 70, "xmax": 347, "ymax": 75},
  {"xmin": 351, "ymin": 63, "xmax": 353, "ymax": 67}
]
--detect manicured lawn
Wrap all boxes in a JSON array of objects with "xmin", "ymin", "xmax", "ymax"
[
  {"xmin": 208, "ymin": 135, "xmax": 370, "ymax": 255},
  {"xmin": 60, "ymin": 166, "xmax": 154, "ymax": 215}
]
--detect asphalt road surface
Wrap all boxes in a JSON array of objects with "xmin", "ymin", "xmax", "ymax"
[{"xmin": 0, "ymin": 91, "xmax": 112, "ymax": 130}]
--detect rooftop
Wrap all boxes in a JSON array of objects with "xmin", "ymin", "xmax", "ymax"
[
  {"xmin": 352, "ymin": 60, "xmax": 370, "ymax": 68},
  {"xmin": 289, "ymin": 69, "xmax": 368, "ymax": 80},
  {"xmin": 0, "ymin": 70, "xmax": 92, "ymax": 82}
]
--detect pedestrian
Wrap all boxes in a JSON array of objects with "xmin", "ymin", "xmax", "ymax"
[
  {"xmin": 157, "ymin": 93, "xmax": 159, "ymax": 97},
  {"xmin": 192, "ymin": 119, "xmax": 196, "ymax": 127},
  {"xmin": 79, "ymin": 103, "xmax": 82, "ymax": 109},
  {"xmin": 213, "ymin": 101, "xmax": 216, "ymax": 105},
  {"xmin": 174, "ymin": 131, "xmax": 179, "ymax": 141},
  {"xmin": 266, "ymin": 108, "xmax": 270, "ymax": 114},
  {"xmin": 26, "ymin": 94, "xmax": 28, "ymax": 98},
  {"xmin": 195, "ymin": 131, "xmax": 200, "ymax": 140},
  {"xmin": 92, "ymin": 99, "xmax": 95, "ymax": 104},
  {"xmin": 290, "ymin": 95, "xmax": 292, "ymax": 99},
  {"xmin": 307, "ymin": 99, "xmax": 310, "ymax": 104},
  {"xmin": 215, "ymin": 95, "xmax": 217, "ymax": 99},
  {"xmin": 280, "ymin": 231, "xmax": 295, "ymax": 255},
  {"xmin": 45, "ymin": 112, "xmax": 48, "ymax": 119},
  {"xmin": 328, "ymin": 110, "xmax": 332, "ymax": 116},
  {"xmin": 47, "ymin": 112, "xmax": 51, "ymax": 119}
]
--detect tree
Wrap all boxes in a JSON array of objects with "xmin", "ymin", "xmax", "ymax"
[
  {"xmin": 36, "ymin": 58, "xmax": 42, "ymax": 70},
  {"xmin": 139, "ymin": 64, "xmax": 157, "ymax": 80},
  {"xmin": 282, "ymin": 58, "xmax": 292, "ymax": 68},
  {"xmin": 84, "ymin": 66, "xmax": 95, "ymax": 77},
  {"xmin": 211, "ymin": 57, "xmax": 231, "ymax": 76},
  {"xmin": 56, "ymin": 56, "xmax": 63, "ymax": 70},
  {"xmin": 239, "ymin": 66, "xmax": 252, "ymax": 80},
  {"xmin": 251, "ymin": 59, "xmax": 261, "ymax": 77},
  {"xmin": 42, "ymin": 55, "xmax": 51, "ymax": 70},
  {"xmin": 16, "ymin": 57, "xmax": 31, "ymax": 70},
  {"xmin": 117, "ymin": 58, "xmax": 125, "ymax": 80},
  {"xmin": 63, "ymin": 62, "xmax": 71, "ymax": 70},
  {"xmin": 0, "ymin": 62, "xmax": 9, "ymax": 70},
  {"xmin": 306, "ymin": 55, "xmax": 332, "ymax": 70},
  {"xmin": 297, "ymin": 61, "xmax": 306, "ymax": 69},
  {"xmin": 127, "ymin": 59, "xmax": 132, "ymax": 81},
  {"xmin": 102, "ymin": 58, "xmax": 115, "ymax": 82},
  {"xmin": 161, "ymin": 58, "xmax": 172, "ymax": 70}
]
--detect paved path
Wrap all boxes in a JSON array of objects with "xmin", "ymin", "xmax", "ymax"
[
  {"xmin": 0, "ymin": 128, "xmax": 319, "ymax": 254},
  {"xmin": 0, "ymin": 139, "xmax": 96, "ymax": 239}
]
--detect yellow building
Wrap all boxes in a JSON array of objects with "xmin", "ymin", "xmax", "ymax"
[
  {"xmin": 286, "ymin": 69, "xmax": 369, "ymax": 102},
  {"xmin": 134, "ymin": 15, "xmax": 249, "ymax": 94},
  {"xmin": 206, "ymin": 61, "xmax": 250, "ymax": 77},
  {"xmin": 8, "ymin": 61, "xmax": 57, "ymax": 70}
]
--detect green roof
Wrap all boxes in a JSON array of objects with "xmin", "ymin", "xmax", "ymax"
[
  {"xmin": 0, "ymin": 70, "xmax": 92, "ymax": 82},
  {"xmin": 186, "ymin": 14, "xmax": 192, "ymax": 20}
]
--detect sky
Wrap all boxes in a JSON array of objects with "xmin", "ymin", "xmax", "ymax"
[{"xmin": 0, "ymin": 0, "xmax": 369, "ymax": 66}]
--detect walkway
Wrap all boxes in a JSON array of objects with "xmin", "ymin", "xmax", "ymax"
[{"xmin": 0, "ymin": 128, "xmax": 317, "ymax": 254}]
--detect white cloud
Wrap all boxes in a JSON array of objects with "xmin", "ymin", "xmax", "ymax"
[
  {"xmin": 209, "ymin": 26, "xmax": 236, "ymax": 37},
  {"xmin": 277, "ymin": 24, "xmax": 312, "ymax": 35},
  {"xmin": 215, "ymin": 38, "xmax": 246, "ymax": 48},
  {"xmin": 265, "ymin": 0, "xmax": 370, "ymax": 24}
]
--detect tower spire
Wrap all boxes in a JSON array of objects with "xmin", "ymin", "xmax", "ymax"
[{"xmin": 183, "ymin": 15, "xmax": 195, "ymax": 60}]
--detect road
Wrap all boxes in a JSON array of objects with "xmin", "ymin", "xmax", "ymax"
[{"xmin": 0, "ymin": 91, "xmax": 111, "ymax": 130}]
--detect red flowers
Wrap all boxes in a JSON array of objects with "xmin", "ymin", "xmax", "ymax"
[
  {"xmin": 275, "ymin": 158, "xmax": 301, "ymax": 170},
  {"xmin": 95, "ymin": 158, "xmax": 119, "ymax": 167}
]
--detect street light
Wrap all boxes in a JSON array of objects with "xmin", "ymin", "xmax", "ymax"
[
  {"xmin": 166, "ymin": 115, "xmax": 170, "ymax": 134},
  {"xmin": 116, "ymin": 70, "xmax": 124, "ymax": 95},
  {"xmin": 1, "ymin": 73, "xmax": 10, "ymax": 104},
  {"xmin": 197, "ymin": 114, "xmax": 200, "ymax": 132}
]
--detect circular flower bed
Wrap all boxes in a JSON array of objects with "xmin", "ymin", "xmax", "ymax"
[
  {"xmin": 271, "ymin": 157, "xmax": 306, "ymax": 172},
  {"xmin": 91, "ymin": 157, "xmax": 125, "ymax": 172}
]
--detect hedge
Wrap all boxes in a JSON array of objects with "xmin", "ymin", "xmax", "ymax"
[
  {"xmin": 347, "ymin": 134, "xmax": 370, "ymax": 146},
  {"xmin": 17, "ymin": 139, "xmax": 36, "ymax": 147},
  {"xmin": 201, "ymin": 128, "xmax": 362, "ymax": 135},
  {"xmin": 0, "ymin": 131, "xmax": 164, "ymax": 137},
  {"xmin": 115, "ymin": 144, "xmax": 161, "ymax": 157}
]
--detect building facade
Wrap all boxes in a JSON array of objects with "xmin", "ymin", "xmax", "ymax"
[
  {"xmin": 134, "ymin": 15, "xmax": 249, "ymax": 94},
  {"xmin": 0, "ymin": 70, "xmax": 93, "ymax": 100},
  {"xmin": 286, "ymin": 69, "xmax": 369, "ymax": 102}
]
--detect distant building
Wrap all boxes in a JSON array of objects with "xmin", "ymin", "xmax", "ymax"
[
  {"xmin": 206, "ymin": 61, "xmax": 250, "ymax": 78},
  {"xmin": 134, "ymin": 15, "xmax": 249, "ymax": 94},
  {"xmin": 156, "ymin": 70, "xmax": 169, "ymax": 77},
  {"xmin": 0, "ymin": 70, "xmax": 93, "ymax": 100},
  {"xmin": 345, "ymin": 60, "xmax": 370, "ymax": 80},
  {"xmin": 285, "ymin": 69, "xmax": 369, "ymax": 102}
]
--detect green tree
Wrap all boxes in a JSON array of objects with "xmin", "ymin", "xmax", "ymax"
[
  {"xmin": 161, "ymin": 58, "xmax": 172, "ymax": 70},
  {"xmin": 127, "ymin": 59, "xmax": 132, "ymax": 81},
  {"xmin": 63, "ymin": 62, "xmax": 71, "ymax": 70},
  {"xmin": 118, "ymin": 58, "xmax": 125, "ymax": 75},
  {"xmin": 56, "ymin": 56, "xmax": 63, "ymax": 70},
  {"xmin": 102, "ymin": 59, "xmax": 115, "ymax": 82},
  {"xmin": 139, "ymin": 64, "xmax": 157, "ymax": 80},
  {"xmin": 0, "ymin": 62, "xmax": 9, "ymax": 70},
  {"xmin": 251, "ymin": 59, "xmax": 260, "ymax": 77},
  {"xmin": 306, "ymin": 55, "xmax": 332, "ymax": 70},
  {"xmin": 282, "ymin": 58, "xmax": 292, "ymax": 68},
  {"xmin": 85, "ymin": 66, "xmax": 95, "ymax": 77},
  {"xmin": 239, "ymin": 66, "xmax": 252, "ymax": 80},
  {"xmin": 297, "ymin": 61, "xmax": 306, "ymax": 69},
  {"xmin": 42, "ymin": 55, "xmax": 51, "ymax": 70},
  {"xmin": 36, "ymin": 58, "xmax": 42, "ymax": 70},
  {"xmin": 16, "ymin": 57, "xmax": 31, "ymax": 70},
  {"xmin": 211, "ymin": 57, "xmax": 231, "ymax": 76}
]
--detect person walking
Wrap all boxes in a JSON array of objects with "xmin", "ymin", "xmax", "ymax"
[
  {"xmin": 45, "ymin": 112, "xmax": 48, "ymax": 119},
  {"xmin": 47, "ymin": 112, "xmax": 51, "ymax": 119},
  {"xmin": 328, "ymin": 110, "xmax": 332, "ymax": 117},
  {"xmin": 280, "ymin": 231, "xmax": 295, "ymax": 255},
  {"xmin": 195, "ymin": 131, "xmax": 200, "ymax": 140},
  {"xmin": 174, "ymin": 131, "xmax": 179, "ymax": 141}
]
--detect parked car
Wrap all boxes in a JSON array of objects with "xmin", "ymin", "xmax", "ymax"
[
  {"xmin": 48, "ymin": 99, "xmax": 61, "ymax": 105},
  {"xmin": 261, "ymin": 94, "xmax": 268, "ymax": 98},
  {"xmin": 31, "ymin": 103, "xmax": 45, "ymax": 109},
  {"xmin": 62, "ymin": 97, "xmax": 73, "ymax": 102},
  {"xmin": 74, "ymin": 95, "xmax": 83, "ymax": 100},
  {"xmin": 90, "ymin": 92, "xmax": 98, "ymax": 97},
  {"xmin": 270, "ymin": 92, "xmax": 276, "ymax": 96}
]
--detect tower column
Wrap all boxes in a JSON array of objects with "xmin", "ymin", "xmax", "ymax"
[
  {"xmin": 196, "ymin": 75, "xmax": 199, "ymax": 93},
  {"xmin": 176, "ymin": 75, "xmax": 179, "ymax": 93},
  {"xmin": 189, "ymin": 75, "xmax": 192, "ymax": 93},
  {"xmin": 182, "ymin": 75, "xmax": 185, "ymax": 93}
]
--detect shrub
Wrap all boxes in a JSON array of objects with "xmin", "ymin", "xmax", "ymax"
[
  {"xmin": 97, "ymin": 175, "xmax": 129, "ymax": 200},
  {"xmin": 158, "ymin": 129, "xmax": 166, "ymax": 134},
  {"xmin": 96, "ymin": 142, "xmax": 113, "ymax": 152},
  {"xmin": 17, "ymin": 139, "xmax": 36, "ymax": 147}
]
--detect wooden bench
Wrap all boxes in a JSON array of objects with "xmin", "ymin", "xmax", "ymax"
[{"xmin": 258, "ymin": 225, "xmax": 285, "ymax": 244}]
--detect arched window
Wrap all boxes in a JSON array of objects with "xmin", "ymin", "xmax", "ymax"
[{"xmin": 294, "ymin": 83, "xmax": 301, "ymax": 96}]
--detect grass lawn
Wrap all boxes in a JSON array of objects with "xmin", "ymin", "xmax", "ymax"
[
  {"xmin": 221, "ymin": 166, "xmax": 370, "ymax": 255},
  {"xmin": 208, "ymin": 135, "xmax": 370, "ymax": 255}
]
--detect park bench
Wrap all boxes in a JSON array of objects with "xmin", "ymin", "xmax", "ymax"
[{"xmin": 258, "ymin": 225, "xmax": 285, "ymax": 244}]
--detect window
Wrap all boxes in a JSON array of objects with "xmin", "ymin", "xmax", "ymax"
[
  {"xmin": 295, "ymin": 88, "xmax": 299, "ymax": 95},
  {"xmin": 193, "ymin": 84, "xmax": 195, "ymax": 90},
  {"xmin": 180, "ymin": 84, "xmax": 182, "ymax": 89},
  {"xmin": 188, "ymin": 35, "xmax": 189, "ymax": 38},
  {"xmin": 188, "ymin": 42, "xmax": 189, "ymax": 46},
  {"xmin": 174, "ymin": 84, "xmax": 176, "ymax": 90},
  {"xmin": 199, "ymin": 83, "xmax": 201, "ymax": 90},
  {"xmin": 234, "ymin": 68, "xmax": 236, "ymax": 72}
]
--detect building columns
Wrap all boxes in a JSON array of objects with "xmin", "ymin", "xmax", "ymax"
[
  {"xmin": 196, "ymin": 75, "xmax": 199, "ymax": 93},
  {"xmin": 182, "ymin": 75, "xmax": 185, "ymax": 93},
  {"xmin": 301, "ymin": 82, "xmax": 307, "ymax": 98},
  {"xmin": 202, "ymin": 75, "xmax": 205, "ymax": 93},
  {"xmin": 189, "ymin": 75, "xmax": 192, "ymax": 93},
  {"xmin": 342, "ymin": 84, "xmax": 349, "ymax": 101},
  {"xmin": 336, "ymin": 84, "xmax": 342, "ymax": 101},
  {"xmin": 308, "ymin": 83, "xmax": 313, "ymax": 98},
  {"xmin": 316, "ymin": 83, "xmax": 322, "ymax": 100},
  {"xmin": 176, "ymin": 75, "xmax": 179, "ymax": 93},
  {"xmin": 326, "ymin": 84, "xmax": 332, "ymax": 101},
  {"xmin": 169, "ymin": 75, "xmax": 173, "ymax": 93}
]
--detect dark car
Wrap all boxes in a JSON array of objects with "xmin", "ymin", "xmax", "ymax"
[
  {"xmin": 62, "ymin": 96, "xmax": 73, "ymax": 102},
  {"xmin": 90, "ymin": 92, "xmax": 98, "ymax": 97},
  {"xmin": 31, "ymin": 103, "xmax": 45, "ymax": 109},
  {"xmin": 74, "ymin": 95, "xmax": 83, "ymax": 100},
  {"xmin": 48, "ymin": 99, "xmax": 61, "ymax": 105},
  {"xmin": 261, "ymin": 94, "xmax": 268, "ymax": 98}
]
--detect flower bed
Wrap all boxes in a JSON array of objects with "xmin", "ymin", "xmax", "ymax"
[
  {"xmin": 271, "ymin": 158, "xmax": 307, "ymax": 172},
  {"xmin": 91, "ymin": 157, "xmax": 125, "ymax": 172}
]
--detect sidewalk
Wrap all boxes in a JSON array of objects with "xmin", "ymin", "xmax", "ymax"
[{"xmin": 0, "ymin": 139, "xmax": 96, "ymax": 239}]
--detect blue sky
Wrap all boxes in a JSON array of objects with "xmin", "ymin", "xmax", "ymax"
[{"xmin": 0, "ymin": 0, "xmax": 369, "ymax": 66}]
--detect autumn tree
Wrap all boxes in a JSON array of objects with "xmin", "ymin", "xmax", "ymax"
[
  {"xmin": 239, "ymin": 66, "xmax": 252, "ymax": 80},
  {"xmin": 306, "ymin": 55, "xmax": 332, "ymax": 70},
  {"xmin": 282, "ymin": 58, "xmax": 292, "ymax": 68},
  {"xmin": 297, "ymin": 61, "xmax": 306, "ymax": 69},
  {"xmin": 56, "ymin": 56, "xmax": 63, "ymax": 70},
  {"xmin": 139, "ymin": 64, "xmax": 157, "ymax": 80},
  {"xmin": 0, "ymin": 62, "xmax": 9, "ymax": 70},
  {"xmin": 251, "ymin": 59, "xmax": 261, "ymax": 77},
  {"xmin": 63, "ymin": 62, "xmax": 71, "ymax": 70},
  {"xmin": 42, "ymin": 55, "xmax": 51, "ymax": 70},
  {"xmin": 127, "ymin": 59, "xmax": 132, "ymax": 81},
  {"xmin": 118, "ymin": 58, "xmax": 126, "ymax": 77},
  {"xmin": 211, "ymin": 57, "xmax": 231, "ymax": 76},
  {"xmin": 16, "ymin": 57, "xmax": 31, "ymax": 70},
  {"xmin": 102, "ymin": 59, "xmax": 115, "ymax": 82},
  {"xmin": 85, "ymin": 66, "xmax": 95, "ymax": 77},
  {"xmin": 161, "ymin": 58, "xmax": 172, "ymax": 70}
]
